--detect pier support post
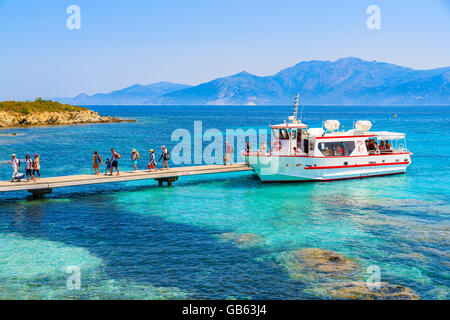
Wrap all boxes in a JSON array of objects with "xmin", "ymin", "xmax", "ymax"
[
  {"xmin": 155, "ymin": 177, "xmax": 178, "ymax": 187},
  {"xmin": 27, "ymin": 188, "xmax": 53, "ymax": 198}
]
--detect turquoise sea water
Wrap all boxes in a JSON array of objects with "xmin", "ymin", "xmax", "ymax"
[{"xmin": 0, "ymin": 105, "xmax": 448, "ymax": 299}]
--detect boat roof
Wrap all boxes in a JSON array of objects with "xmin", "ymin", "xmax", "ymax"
[
  {"xmin": 270, "ymin": 122, "xmax": 308, "ymax": 129},
  {"xmin": 311, "ymin": 131, "xmax": 375, "ymax": 139},
  {"xmin": 307, "ymin": 129, "xmax": 405, "ymax": 140},
  {"xmin": 269, "ymin": 120, "xmax": 406, "ymax": 140}
]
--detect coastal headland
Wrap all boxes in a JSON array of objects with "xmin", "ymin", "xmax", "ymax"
[{"xmin": 0, "ymin": 99, "xmax": 134, "ymax": 128}]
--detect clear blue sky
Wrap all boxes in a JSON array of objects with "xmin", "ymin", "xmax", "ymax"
[{"xmin": 0, "ymin": 0, "xmax": 449, "ymax": 100}]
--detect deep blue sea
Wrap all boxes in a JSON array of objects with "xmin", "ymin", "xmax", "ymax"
[{"xmin": 0, "ymin": 105, "xmax": 448, "ymax": 299}]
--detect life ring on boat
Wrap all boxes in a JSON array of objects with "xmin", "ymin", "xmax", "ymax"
[
  {"xmin": 356, "ymin": 140, "xmax": 364, "ymax": 153},
  {"xmin": 272, "ymin": 141, "xmax": 282, "ymax": 151}
]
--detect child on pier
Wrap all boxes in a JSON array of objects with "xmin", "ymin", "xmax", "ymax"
[{"xmin": 105, "ymin": 158, "xmax": 111, "ymax": 175}]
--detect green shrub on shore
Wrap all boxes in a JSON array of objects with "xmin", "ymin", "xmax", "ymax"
[{"xmin": 0, "ymin": 99, "xmax": 88, "ymax": 114}]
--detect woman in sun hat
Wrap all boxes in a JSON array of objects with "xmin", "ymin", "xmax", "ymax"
[
  {"xmin": 130, "ymin": 148, "xmax": 140, "ymax": 171},
  {"xmin": 147, "ymin": 149, "xmax": 158, "ymax": 172},
  {"xmin": 158, "ymin": 145, "xmax": 170, "ymax": 170}
]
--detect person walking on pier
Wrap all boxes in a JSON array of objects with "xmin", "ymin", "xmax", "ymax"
[
  {"xmin": 110, "ymin": 148, "xmax": 121, "ymax": 176},
  {"xmin": 32, "ymin": 153, "xmax": 41, "ymax": 181},
  {"xmin": 259, "ymin": 142, "xmax": 267, "ymax": 153},
  {"xmin": 224, "ymin": 141, "xmax": 233, "ymax": 165},
  {"xmin": 159, "ymin": 146, "xmax": 170, "ymax": 170},
  {"xmin": 245, "ymin": 141, "xmax": 251, "ymax": 154},
  {"xmin": 105, "ymin": 158, "xmax": 111, "ymax": 175},
  {"xmin": 25, "ymin": 154, "xmax": 34, "ymax": 182},
  {"xmin": 93, "ymin": 151, "xmax": 104, "ymax": 175},
  {"xmin": 148, "ymin": 149, "xmax": 158, "ymax": 172},
  {"xmin": 131, "ymin": 148, "xmax": 140, "ymax": 171},
  {"xmin": 9, "ymin": 154, "xmax": 20, "ymax": 182}
]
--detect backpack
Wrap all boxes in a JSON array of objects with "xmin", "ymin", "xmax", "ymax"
[{"xmin": 14, "ymin": 172, "xmax": 24, "ymax": 181}]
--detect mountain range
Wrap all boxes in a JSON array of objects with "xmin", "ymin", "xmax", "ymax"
[{"xmin": 55, "ymin": 58, "xmax": 450, "ymax": 105}]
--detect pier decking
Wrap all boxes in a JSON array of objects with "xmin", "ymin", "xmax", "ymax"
[{"xmin": 0, "ymin": 164, "xmax": 252, "ymax": 196}]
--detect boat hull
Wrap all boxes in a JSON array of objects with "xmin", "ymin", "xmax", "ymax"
[{"xmin": 243, "ymin": 152, "xmax": 412, "ymax": 182}]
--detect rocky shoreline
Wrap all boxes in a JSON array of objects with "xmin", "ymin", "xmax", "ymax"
[{"xmin": 0, "ymin": 109, "xmax": 134, "ymax": 128}]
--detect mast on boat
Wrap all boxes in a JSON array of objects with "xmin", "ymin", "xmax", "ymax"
[{"xmin": 290, "ymin": 93, "xmax": 303, "ymax": 124}]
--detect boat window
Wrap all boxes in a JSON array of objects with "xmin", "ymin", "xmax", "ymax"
[
  {"xmin": 290, "ymin": 130, "xmax": 297, "ymax": 140},
  {"xmin": 318, "ymin": 142, "xmax": 333, "ymax": 156},
  {"xmin": 318, "ymin": 141, "xmax": 355, "ymax": 156},
  {"xmin": 303, "ymin": 139, "xmax": 309, "ymax": 154},
  {"xmin": 279, "ymin": 129, "xmax": 289, "ymax": 140},
  {"xmin": 309, "ymin": 140, "xmax": 315, "ymax": 153},
  {"xmin": 343, "ymin": 141, "xmax": 355, "ymax": 155},
  {"xmin": 272, "ymin": 129, "xmax": 280, "ymax": 139}
]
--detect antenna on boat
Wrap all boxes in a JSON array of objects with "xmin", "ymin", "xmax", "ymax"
[{"xmin": 292, "ymin": 93, "xmax": 299, "ymax": 122}]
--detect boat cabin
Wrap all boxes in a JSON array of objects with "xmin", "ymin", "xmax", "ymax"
[
  {"xmin": 270, "ymin": 122, "xmax": 310, "ymax": 155},
  {"xmin": 268, "ymin": 120, "xmax": 408, "ymax": 157}
]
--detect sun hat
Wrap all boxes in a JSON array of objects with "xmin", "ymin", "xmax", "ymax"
[
  {"xmin": 12, "ymin": 153, "xmax": 16, "ymax": 157},
  {"xmin": 149, "ymin": 149, "xmax": 154, "ymax": 152},
  {"xmin": 161, "ymin": 145, "xmax": 166, "ymax": 149},
  {"xmin": 132, "ymin": 148, "xmax": 136, "ymax": 152},
  {"xmin": 33, "ymin": 153, "xmax": 38, "ymax": 157}
]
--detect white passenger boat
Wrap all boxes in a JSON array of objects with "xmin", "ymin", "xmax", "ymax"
[{"xmin": 242, "ymin": 94, "xmax": 412, "ymax": 182}]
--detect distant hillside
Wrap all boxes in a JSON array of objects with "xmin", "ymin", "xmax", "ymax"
[
  {"xmin": 56, "ymin": 82, "xmax": 191, "ymax": 105},
  {"xmin": 55, "ymin": 58, "xmax": 450, "ymax": 105}
]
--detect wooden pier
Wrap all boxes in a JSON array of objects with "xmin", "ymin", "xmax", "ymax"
[{"xmin": 0, "ymin": 164, "xmax": 252, "ymax": 197}]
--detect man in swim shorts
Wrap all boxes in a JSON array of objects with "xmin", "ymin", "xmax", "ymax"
[{"xmin": 110, "ymin": 148, "xmax": 121, "ymax": 176}]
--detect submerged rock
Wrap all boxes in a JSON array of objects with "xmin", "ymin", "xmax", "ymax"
[
  {"xmin": 299, "ymin": 248, "xmax": 359, "ymax": 273},
  {"xmin": 394, "ymin": 252, "xmax": 427, "ymax": 261},
  {"xmin": 314, "ymin": 281, "xmax": 419, "ymax": 300},
  {"xmin": 219, "ymin": 232, "xmax": 263, "ymax": 248},
  {"xmin": 278, "ymin": 248, "xmax": 360, "ymax": 281}
]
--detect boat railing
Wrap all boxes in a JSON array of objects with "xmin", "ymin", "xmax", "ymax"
[{"xmin": 368, "ymin": 147, "xmax": 408, "ymax": 155}]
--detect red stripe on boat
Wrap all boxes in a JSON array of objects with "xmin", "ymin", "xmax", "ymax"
[
  {"xmin": 242, "ymin": 152, "xmax": 411, "ymax": 158},
  {"xmin": 315, "ymin": 135, "xmax": 376, "ymax": 139},
  {"xmin": 304, "ymin": 161, "xmax": 410, "ymax": 170}
]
